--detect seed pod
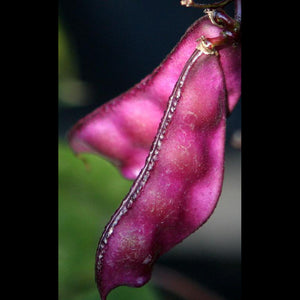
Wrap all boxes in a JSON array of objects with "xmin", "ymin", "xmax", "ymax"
[
  {"xmin": 95, "ymin": 45, "xmax": 227, "ymax": 299},
  {"xmin": 67, "ymin": 15, "xmax": 241, "ymax": 180}
]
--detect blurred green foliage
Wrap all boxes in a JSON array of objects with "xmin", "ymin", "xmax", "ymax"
[
  {"xmin": 58, "ymin": 141, "xmax": 161, "ymax": 300},
  {"xmin": 59, "ymin": 18, "xmax": 161, "ymax": 299},
  {"xmin": 58, "ymin": 20, "xmax": 79, "ymax": 81},
  {"xmin": 59, "ymin": 21, "xmax": 91, "ymax": 106}
]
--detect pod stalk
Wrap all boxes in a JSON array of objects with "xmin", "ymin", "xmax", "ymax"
[{"xmin": 180, "ymin": 0, "xmax": 233, "ymax": 9}]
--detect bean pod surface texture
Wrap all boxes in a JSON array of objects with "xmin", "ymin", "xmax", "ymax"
[
  {"xmin": 68, "ymin": 12, "xmax": 241, "ymax": 300},
  {"xmin": 68, "ymin": 15, "xmax": 241, "ymax": 180}
]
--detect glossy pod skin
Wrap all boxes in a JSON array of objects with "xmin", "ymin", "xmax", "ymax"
[
  {"xmin": 67, "ymin": 15, "xmax": 241, "ymax": 180},
  {"xmin": 95, "ymin": 44, "xmax": 228, "ymax": 299},
  {"xmin": 68, "ymin": 6, "xmax": 241, "ymax": 299}
]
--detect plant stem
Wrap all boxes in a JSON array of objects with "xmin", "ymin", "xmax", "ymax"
[
  {"xmin": 181, "ymin": 0, "xmax": 233, "ymax": 9},
  {"xmin": 235, "ymin": 0, "xmax": 242, "ymax": 22}
]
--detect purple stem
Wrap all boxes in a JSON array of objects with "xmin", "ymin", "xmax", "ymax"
[
  {"xmin": 181, "ymin": 0, "xmax": 233, "ymax": 9},
  {"xmin": 235, "ymin": 0, "xmax": 242, "ymax": 22}
]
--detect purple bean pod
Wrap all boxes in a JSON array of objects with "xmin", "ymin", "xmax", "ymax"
[
  {"xmin": 68, "ymin": 4, "xmax": 241, "ymax": 299},
  {"xmin": 68, "ymin": 15, "xmax": 241, "ymax": 180}
]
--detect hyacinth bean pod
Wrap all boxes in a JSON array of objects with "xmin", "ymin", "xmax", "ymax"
[
  {"xmin": 68, "ymin": 4, "xmax": 241, "ymax": 299},
  {"xmin": 67, "ymin": 15, "xmax": 241, "ymax": 180},
  {"xmin": 95, "ymin": 41, "xmax": 228, "ymax": 298}
]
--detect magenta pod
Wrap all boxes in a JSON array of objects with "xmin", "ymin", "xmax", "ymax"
[
  {"xmin": 67, "ymin": 14, "xmax": 241, "ymax": 180},
  {"xmin": 95, "ymin": 37, "xmax": 231, "ymax": 299},
  {"xmin": 68, "ymin": 5, "xmax": 241, "ymax": 299}
]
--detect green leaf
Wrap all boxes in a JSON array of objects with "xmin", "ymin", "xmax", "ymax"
[{"xmin": 58, "ymin": 140, "xmax": 160, "ymax": 299}]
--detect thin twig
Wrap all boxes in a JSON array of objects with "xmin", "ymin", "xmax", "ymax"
[
  {"xmin": 181, "ymin": 0, "xmax": 233, "ymax": 9},
  {"xmin": 234, "ymin": 0, "xmax": 241, "ymax": 22}
]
